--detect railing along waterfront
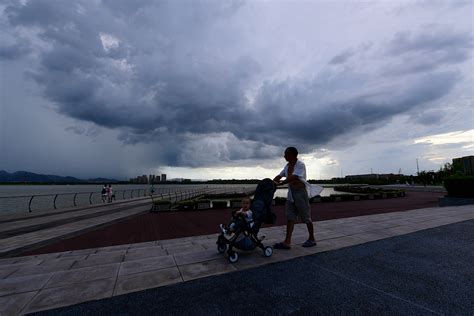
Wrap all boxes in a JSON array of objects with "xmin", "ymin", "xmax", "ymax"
[{"xmin": 0, "ymin": 185, "xmax": 256, "ymax": 213}]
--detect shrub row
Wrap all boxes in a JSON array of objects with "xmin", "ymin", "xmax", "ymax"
[
  {"xmin": 274, "ymin": 191, "xmax": 405, "ymax": 204},
  {"xmin": 152, "ymin": 198, "xmax": 232, "ymax": 211},
  {"xmin": 443, "ymin": 176, "xmax": 474, "ymax": 198},
  {"xmin": 334, "ymin": 186, "xmax": 405, "ymax": 195},
  {"xmin": 201, "ymin": 193, "xmax": 248, "ymax": 200},
  {"xmin": 152, "ymin": 189, "xmax": 407, "ymax": 212}
]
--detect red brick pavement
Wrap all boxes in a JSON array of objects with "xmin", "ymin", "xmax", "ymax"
[{"xmin": 22, "ymin": 191, "xmax": 443, "ymax": 256}]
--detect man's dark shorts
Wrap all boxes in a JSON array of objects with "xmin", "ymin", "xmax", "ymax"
[{"xmin": 285, "ymin": 187, "xmax": 311, "ymax": 223}]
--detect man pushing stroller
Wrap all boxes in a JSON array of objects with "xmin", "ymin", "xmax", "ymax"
[{"xmin": 216, "ymin": 179, "xmax": 276, "ymax": 263}]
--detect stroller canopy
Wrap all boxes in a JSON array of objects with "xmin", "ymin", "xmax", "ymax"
[{"xmin": 251, "ymin": 178, "xmax": 277, "ymax": 224}]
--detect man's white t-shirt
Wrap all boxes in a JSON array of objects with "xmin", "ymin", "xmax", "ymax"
[{"xmin": 279, "ymin": 159, "xmax": 323, "ymax": 202}]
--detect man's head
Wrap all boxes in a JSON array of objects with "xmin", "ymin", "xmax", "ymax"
[{"xmin": 284, "ymin": 147, "xmax": 298, "ymax": 162}]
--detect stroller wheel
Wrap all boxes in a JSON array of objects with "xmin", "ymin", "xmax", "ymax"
[
  {"xmin": 228, "ymin": 251, "xmax": 239, "ymax": 264},
  {"xmin": 263, "ymin": 246, "xmax": 273, "ymax": 257},
  {"xmin": 217, "ymin": 243, "xmax": 228, "ymax": 254}
]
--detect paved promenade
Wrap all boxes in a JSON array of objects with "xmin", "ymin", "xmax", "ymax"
[
  {"xmin": 40, "ymin": 218, "xmax": 473, "ymax": 315},
  {"xmin": 0, "ymin": 198, "xmax": 152, "ymax": 257},
  {"xmin": 0, "ymin": 204, "xmax": 472, "ymax": 315},
  {"xmin": 22, "ymin": 190, "xmax": 443, "ymax": 254}
]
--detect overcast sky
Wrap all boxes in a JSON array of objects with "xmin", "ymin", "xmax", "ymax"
[{"xmin": 0, "ymin": 0, "xmax": 472, "ymax": 180}]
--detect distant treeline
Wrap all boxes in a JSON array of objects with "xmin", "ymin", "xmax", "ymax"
[
  {"xmin": 0, "ymin": 170, "xmax": 120, "ymax": 184},
  {"xmin": 2, "ymin": 162, "xmax": 460, "ymax": 186},
  {"xmin": 0, "ymin": 181, "xmax": 130, "ymax": 185},
  {"xmin": 204, "ymin": 179, "xmax": 261, "ymax": 184}
]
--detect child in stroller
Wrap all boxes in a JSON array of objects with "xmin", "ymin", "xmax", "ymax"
[
  {"xmin": 216, "ymin": 179, "xmax": 276, "ymax": 263},
  {"xmin": 219, "ymin": 196, "xmax": 254, "ymax": 239}
]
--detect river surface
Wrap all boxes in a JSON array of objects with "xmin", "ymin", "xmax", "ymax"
[{"xmin": 0, "ymin": 184, "xmax": 343, "ymax": 213}]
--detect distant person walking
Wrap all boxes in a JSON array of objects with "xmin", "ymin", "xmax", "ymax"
[
  {"xmin": 101, "ymin": 185, "xmax": 107, "ymax": 203},
  {"xmin": 107, "ymin": 184, "xmax": 114, "ymax": 203},
  {"xmin": 273, "ymin": 147, "xmax": 323, "ymax": 249}
]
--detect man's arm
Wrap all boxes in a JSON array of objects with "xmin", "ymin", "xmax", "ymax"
[
  {"xmin": 274, "ymin": 166, "xmax": 287, "ymax": 185},
  {"xmin": 280, "ymin": 174, "xmax": 299, "ymax": 185}
]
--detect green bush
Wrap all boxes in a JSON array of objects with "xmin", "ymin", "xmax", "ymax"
[
  {"xmin": 274, "ymin": 197, "xmax": 287, "ymax": 205},
  {"xmin": 334, "ymin": 186, "xmax": 376, "ymax": 194},
  {"xmin": 443, "ymin": 176, "xmax": 474, "ymax": 197},
  {"xmin": 202, "ymin": 193, "xmax": 247, "ymax": 200},
  {"xmin": 334, "ymin": 186, "xmax": 405, "ymax": 197},
  {"xmin": 153, "ymin": 199, "xmax": 171, "ymax": 205},
  {"xmin": 152, "ymin": 199, "xmax": 171, "ymax": 212},
  {"xmin": 339, "ymin": 194, "xmax": 354, "ymax": 201},
  {"xmin": 310, "ymin": 196, "xmax": 322, "ymax": 203},
  {"xmin": 195, "ymin": 199, "xmax": 211, "ymax": 210},
  {"xmin": 177, "ymin": 200, "xmax": 195, "ymax": 210},
  {"xmin": 212, "ymin": 200, "xmax": 228, "ymax": 208},
  {"xmin": 321, "ymin": 196, "xmax": 333, "ymax": 202}
]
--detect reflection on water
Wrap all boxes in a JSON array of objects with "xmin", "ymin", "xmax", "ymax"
[
  {"xmin": 0, "ymin": 184, "xmax": 350, "ymax": 213},
  {"xmin": 0, "ymin": 184, "xmax": 183, "ymax": 197},
  {"xmin": 0, "ymin": 185, "xmax": 347, "ymax": 198},
  {"xmin": 274, "ymin": 187, "xmax": 346, "ymax": 198},
  {"xmin": 0, "ymin": 184, "xmax": 255, "ymax": 213}
]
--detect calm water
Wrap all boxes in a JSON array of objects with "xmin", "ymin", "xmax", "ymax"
[
  {"xmin": 0, "ymin": 184, "xmax": 206, "ymax": 197},
  {"xmin": 0, "ymin": 184, "xmax": 341, "ymax": 198},
  {"xmin": 0, "ymin": 184, "xmax": 254, "ymax": 213},
  {"xmin": 0, "ymin": 184, "xmax": 341, "ymax": 213}
]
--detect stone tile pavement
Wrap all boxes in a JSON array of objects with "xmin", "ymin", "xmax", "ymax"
[
  {"xmin": 0, "ymin": 197, "xmax": 152, "ymax": 229},
  {"xmin": 0, "ymin": 205, "xmax": 472, "ymax": 315},
  {"xmin": 0, "ymin": 204, "xmax": 152, "ymax": 258}
]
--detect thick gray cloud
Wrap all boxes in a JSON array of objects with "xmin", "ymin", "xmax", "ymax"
[
  {"xmin": 329, "ymin": 49, "xmax": 354, "ymax": 65},
  {"xmin": 382, "ymin": 27, "xmax": 473, "ymax": 76},
  {"xmin": 1, "ymin": 0, "xmax": 472, "ymax": 174}
]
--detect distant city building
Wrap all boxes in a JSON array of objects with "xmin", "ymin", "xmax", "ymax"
[
  {"xmin": 345, "ymin": 174, "xmax": 379, "ymax": 180},
  {"xmin": 453, "ymin": 155, "xmax": 474, "ymax": 175},
  {"xmin": 129, "ymin": 175, "xmax": 148, "ymax": 184},
  {"xmin": 130, "ymin": 173, "xmax": 168, "ymax": 183}
]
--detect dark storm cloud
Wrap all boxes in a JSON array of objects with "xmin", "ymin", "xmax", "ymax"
[
  {"xmin": 388, "ymin": 28, "xmax": 472, "ymax": 55},
  {"xmin": 409, "ymin": 111, "xmax": 445, "ymax": 126},
  {"xmin": 0, "ymin": 39, "xmax": 30, "ymax": 60},
  {"xmin": 329, "ymin": 49, "xmax": 354, "ymax": 65},
  {"xmin": 249, "ymin": 70, "xmax": 459, "ymax": 148},
  {"xmin": 383, "ymin": 27, "xmax": 473, "ymax": 76},
  {"xmin": 65, "ymin": 125, "xmax": 101, "ymax": 137},
  {"xmin": 1, "ymin": 1, "xmax": 471, "ymax": 167}
]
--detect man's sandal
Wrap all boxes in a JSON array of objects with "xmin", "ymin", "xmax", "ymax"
[
  {"xmin": 302, "ymin": 240, "xmax": 317, "ymax": 247},
  {"xmin": 274, "ymin": 242, "xmax": 291, "ymax": 250}
]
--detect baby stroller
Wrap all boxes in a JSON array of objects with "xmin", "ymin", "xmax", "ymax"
[{"xmin": 216, "ymin": 178, "xmax": 277, "ymax": 263}]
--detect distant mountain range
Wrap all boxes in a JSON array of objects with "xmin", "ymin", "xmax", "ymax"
[{"xmin": 0, "ymin": 170, "xmax": 119, "ymax": 183}]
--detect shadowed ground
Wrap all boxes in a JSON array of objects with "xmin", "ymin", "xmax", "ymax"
[
  {"xmin": 23, "ymin": 191, "xmax": 442, "ymax": 255},
  {"xmin": 32, "ymin": 219, "xmax": 474, "ymax": 315}
]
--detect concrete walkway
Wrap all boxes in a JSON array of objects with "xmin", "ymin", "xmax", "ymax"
[
  {"xmin": 0, "ymin": 198, "xmax": 153, "ymax": 257},
  {"xmin": 0, "ymin": 205, "xmax": 472, "ymax": 315},
  {"xmin": 38, "ymin": 218, "xmax": 474, "ymax": 315}
]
